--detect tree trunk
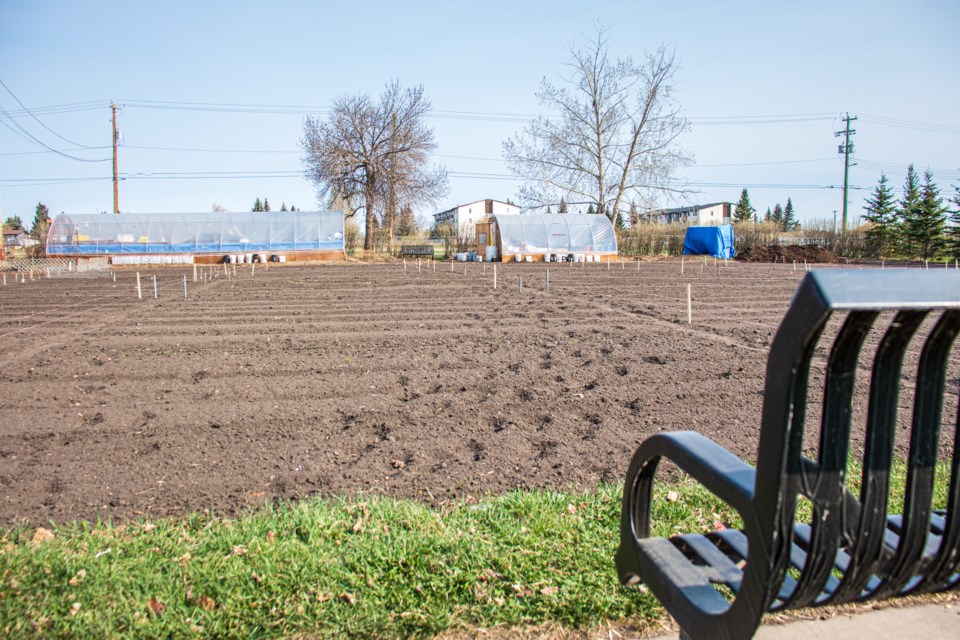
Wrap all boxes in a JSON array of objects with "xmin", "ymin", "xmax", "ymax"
[{"xmin": 364, "ymin": 170, "xmax": 376, "ymax": 251}]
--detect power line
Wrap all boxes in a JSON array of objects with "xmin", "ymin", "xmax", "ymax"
[
  {"xmin": 0, "ymin": 103, "xmax": 111, "ymax": 162},
  {"xmin": 0, "ymin": 78, "xmax": 101, "ymax": 148}
]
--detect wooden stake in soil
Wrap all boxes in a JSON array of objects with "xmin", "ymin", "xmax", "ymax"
[
  {"xmin": 224, "ymin": 262, "xmax": 228, "ymax": 276},
  {"xmin": 251, "ymin": 263, "xmax": 255, "ymax": 276},
  {"xmin": 519, "ymin": 276, "xmax": 523, "ymax": 292},
  {"xmin": 681, "ymin": 256, "xmax": 684, "ymax": 274},
  {"xmin": 193, "ymin": 263, "xmax": 198, "ymax": 283},
  {"xmin": 183, "ymin": 275, "xmax": 188, "ymax": 298},
  {"xmin": 546, "ymin": 268, "xmax": 550, "ymax": 291},
  {"xmin": 233, "ymin": 263, "xmax": 237, "ymax": 276},
  {"xmin": 493, "ymin": 264, "xmax": 497, "ymax": 289},
  {"xmin": 152, "ymin": 275, "xmax": 158, "ymax": 299},
  {"xmin": 113, "ymin": 271, "xmax": 116, "ymax": 282},
  {"xmin": 687, "ymin": 283, "xmax": 692, "ymax": 324},
  {"xmin": 136, "ymin": 272, "xmax": 142, "ymax": 300}
]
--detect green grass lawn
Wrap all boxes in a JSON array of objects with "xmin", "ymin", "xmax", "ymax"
[{"xmin": 0, "ymin": 460, "xmax": 950, "ymax": 638}]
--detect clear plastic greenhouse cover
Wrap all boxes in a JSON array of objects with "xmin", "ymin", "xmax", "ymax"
[
  {"xmin": 46, "ymin": 211, "xmax": 344, "ymax": 255},
  {"xmin": 496, "ymin": 213, "xmax": 617, "ymax": 255}
]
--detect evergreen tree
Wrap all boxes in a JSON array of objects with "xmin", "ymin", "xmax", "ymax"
[
  {"xmin": 395, "ymin": 206, "xmax": 420, "ymax": 236},
  {"xmin": 897, "ymin": 164, "xmax": 922, "ymax": 256},
  {"xmin": 862, "ymin": 173, "xmax": 899, "ymax": 258},
  {"xmin": 948, "ymin": 182, "xmax": 960, "ymax": 258},
  {"xmin": 31, "ymin": 202, "xmax": 51, "ymax": 254},
  {"xmin": 280, "ymin": 202, "xmax": 288, "ymax": 212},
  {"xmin": 781, "ymin": 198, "xmax": 799, "ymax": 231},
  {"xmin": 763, "ymin": 207, "xmax": 772, "ymax": 223},
  {"xmin": 905, "ymin": 170, "xmax": 947, "ymax": 259},
  {"xmin": 3, "ymin": 215, "xmax": 24, "ymax": 230},
  {"xmin": 733, "ymin": 188, "xmax": 755, "ymax": 223},
  {"xmin": 252, "ymin": 198, "xmax": 264, "ymax": 212},
  {"xmin": 587, "ymin": 203, "xmax": 596, "ymax": 214},
  {"xmin": 263, "ymin": 198, "xmax": 271, "ymax": 212},
  {"xmin": 615, "ymin": 209, "xmax": 626, "ymax": 230},
  {"xmin": 628, "ymin": 201, "xmax": 639, "ymax": 226},
  {"xmin": 771, "ymin": 203, "xmax": 784, "ymax": 229},
  {"xmin": 546, "ymin": 205, "xmax": 553, "ymax": 213},
  {"xmin": 558, "ymin": 197, "xmax": 568, "ymax": 213}
]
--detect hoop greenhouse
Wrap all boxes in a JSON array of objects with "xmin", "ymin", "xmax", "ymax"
[{"xmin": 45, "ymin": 211, "xmax": 345, "ymax": 261}]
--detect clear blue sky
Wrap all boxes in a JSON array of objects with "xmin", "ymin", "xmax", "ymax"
[{"xmin": 1, "ymin": 0, "xmax": 958, "ymax": 229}]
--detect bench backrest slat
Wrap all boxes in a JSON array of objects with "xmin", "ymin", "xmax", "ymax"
[{"xmin": 753, "ymin": 271, "xmax": 960, "ymax": 610}]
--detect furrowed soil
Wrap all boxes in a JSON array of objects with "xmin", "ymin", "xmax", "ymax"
[{"xmin": 0, "ymin": 260, "xmax": 955, "ymax": 525}]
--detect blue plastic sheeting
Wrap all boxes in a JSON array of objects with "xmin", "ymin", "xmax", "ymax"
[
  {"xmin": 683, "ymin": 224, "xmax": 735, "ymax": 259},
  {"xmin": 46, "ymin": 211, "xmax": 344, "ymax": 256}
]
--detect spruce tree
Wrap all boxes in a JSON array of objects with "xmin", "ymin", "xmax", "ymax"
[
  {"xmin": 263, "ymin": 198, "xmax": 271, "ymax": 212},
  {"xmin": 782, "ymin": 198, "xmax": 798, "ymax": 231},
  {"xmin": 280, "ymin": 202, "xmax": 288, "ymax": 212},
  {"xmin": 558, "ymin": 197, "xmax": 568, "ymax": 213},
  {"xmin": 771, "ymin": 203, "xmax": 784, "ymax": 229},
  {"xmin": 897, "ymin": 164, "xmax": 922, "ymax": 256},
  {"xmin": 3, "ymin": 215, "xmax": 24, "ymax": 230},
  {"xmin": 587, "ymin": 203, "xmax": 596, "ymax": 214},
  {"xmin": 733, "ymin": 188, "xmax": 755, "ymax": 223},
  {"xmin": 948, "ymin": 182, "xmax": 960, "ymax": 258},
  {"xmin": 907, "ymin": 170, "xmax": 947, "ymax": 259},
  {"xmin": 253, "ymin": 198, "xmax": 263, "ymax": 212},
  {"xmin": 628, "ymin": 201, "xmax": 639, "ymax": 226},
  {"xmin": 862, "ymin": 173, "xmax": 899, "ymax": 258},
  {"xmin": 615, "ymin": 210, "xmax": 626, "ymax": 230},
  {"xmin": 763, "ymin": 207, "xmax": 772, "ymax": 223}
]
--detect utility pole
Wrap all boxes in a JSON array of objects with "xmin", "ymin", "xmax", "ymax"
[
  {"xmin": 111, "ymin": 101, "xmax": 121, "ymax": 213},
  {"xmin": 835, "ymin": 113, "xmax": 856, "ymax": 233}
]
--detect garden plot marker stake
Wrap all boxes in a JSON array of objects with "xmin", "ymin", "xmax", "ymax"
[
  {"xmin": 519, "ymin": 276, "xmax": 523, "ymax": 292},
  {"xmin": 546, "ymin": 268, "xmax": 550, "ymax": 291},
  {"xmin": 136, "ymin": 272, "xmax": 142, "ymax": 300},
  {"xmin": 183, "ymin": 275, "xmax": 188, "ymax": 298},
  {"xmin": 193, "ymin": 263, "xmax": 198, "ymax": 283},
  {"xmin": 153, "ymin": 275, "xmax": 158, "ymax": 299},
  {"xmin": 681, "ymin": 256, "xmax": 684, "ymax": 274},
  {"xmin": 687, "ymin": 284, "xmax": 692, "ymax": 324},
  {"xmin": 494, "ymin": 264, "xmax": 497, "ymax": 289},
  {"xmin": 113, "ymin": 271, "xmax": 116, "ymax": 282}
]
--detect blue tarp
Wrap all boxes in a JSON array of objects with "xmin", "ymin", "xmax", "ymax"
[{"xmin": 683, "ymin": 224, "xmax": 735, "ymax": 259}]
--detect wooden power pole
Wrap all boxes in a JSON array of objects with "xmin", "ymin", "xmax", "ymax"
[{"xmin": 112, "ymin": 101, "xmax": 121, "ymax": 213}]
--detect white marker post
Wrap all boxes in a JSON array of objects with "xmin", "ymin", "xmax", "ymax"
[
  {"xmin": 183, "ymin": 275, "xmax": 188, "ymax": 298},
  {"xmin": 193, "ymin": 263, "xmax": 198, "ymax": 283},
  {"xmin": 494, "ymin": 264, "xmax": 497, "ymax": 290},
  {"xmin": 687, "ymin": 284, "xmax": 692, "ymax": 325},
  {"xmin": 136, "ymin": 272, "xmax": 142, "ymax": 300},
  {"xmin": 681, "ymin": 256, "xmax": 684, "ymax": 275},
  {"xmin": 546, "ymin": 268, "xmax": 550, "ymax": 291},
  {"xmin": 153, "ymin": 275, "xmax": 158, "ymax": 299}
]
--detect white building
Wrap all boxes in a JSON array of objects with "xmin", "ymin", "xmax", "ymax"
[
  {"xmin": 645, "ymin": 202, "xmax": 734, "ymax": 226},
  {"xmin": 433, "ymin": 199, "xmax": 519, "ymax": 236}
]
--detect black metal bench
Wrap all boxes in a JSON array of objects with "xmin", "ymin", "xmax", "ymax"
[
  {"xmin": 398, "ymin": 244, "xmax": 435, "ymax": 258},
  {"xmin": 616, "ymin": 270, "xmax": 960, "ymax": 639}
]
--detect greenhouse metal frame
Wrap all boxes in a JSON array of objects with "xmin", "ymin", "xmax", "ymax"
[{"xmin": 46, "ymin": 211, "xmax": 344, "ymax": 256}]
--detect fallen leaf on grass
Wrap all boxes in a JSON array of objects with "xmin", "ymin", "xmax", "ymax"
[
  {"xmin": 667, "ymin": 491, "xmax": 679, "ymax": 502},
  {"xmin": 352, "ymin": 517, "xmax": 364, "ymax": 533},
  {"xmin": 147, "ymin": 598, "xmax": 166, "ymax": 614},
  {"xmin": 340, "ymin": 593, "xmax": 357, "ymax": 605},
  {"xmin": 68, "ymin": 569, "xmax": 87, "ymax": 586},
  {"xmin": 539, "ymin": 586, "xmax": 559, "ymax": 596},
  {"xmin": 31, "ymin": 527, "xmax": 55, "ymax": 546},
  {"xmin": 69, "ymin": 602, "xmax": 81, "ymax": 616},
  {"xmin": 195, "ymin": 595, "xmax": 216, "ymax": 611},
  {"xmin": 714, "ymin": 521, "xmax": 727, "ymax": 531},
  {"xmin": 266, "ymin": 531, "xmax": 276, "ymax": 543},
  {"xmin": 566, "ymin": 503, "xmax": 576, "ymax": 515}
]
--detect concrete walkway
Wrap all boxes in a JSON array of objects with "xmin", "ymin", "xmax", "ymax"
[{"xmin": 646, "ymin": 601, "xmax": 960, "ymax": 639}]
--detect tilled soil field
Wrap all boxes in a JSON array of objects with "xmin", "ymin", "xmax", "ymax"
[{"xmin": 0, "ymin": 259, "xmax": 956, "ymax": 525}]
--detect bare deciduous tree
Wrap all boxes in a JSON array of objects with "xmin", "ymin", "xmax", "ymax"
[
  {"xmin": 301, "ymin": 81, "xmax": 448, "ymax": 251},
  {"xmin": 503, "ymin": 28, "xmax": 691, "ymax": 223}
]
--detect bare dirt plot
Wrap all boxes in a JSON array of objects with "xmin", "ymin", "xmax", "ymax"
[{"xmin": 0, "ymin": 260, "xmax": 955, "ymax": 525}]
